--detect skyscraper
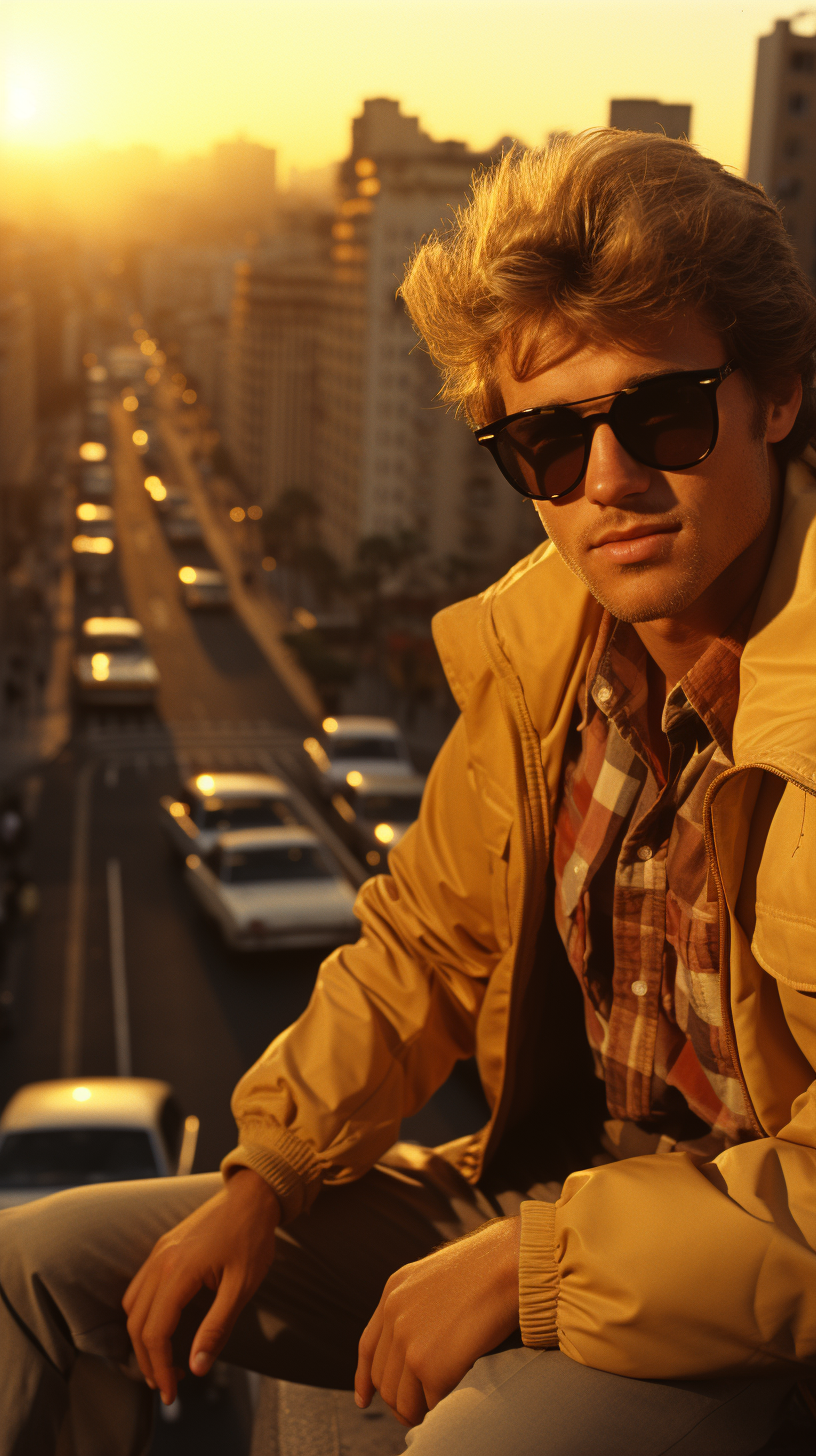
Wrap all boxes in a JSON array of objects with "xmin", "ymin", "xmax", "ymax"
[
  {"xmin": 316, "ymin": 98, "xmax": 535, "ymax": 572},
  {"xmin": 747, "ymin": 16, "xmax": 816, "ymax": 281}
]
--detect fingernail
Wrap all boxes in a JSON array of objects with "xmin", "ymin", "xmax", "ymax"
[
  {"xmin": 354, "ymin": 1391, "xmax": 364, "ymax": 1408},
  {"xmin": 146, "ymin": 1378, "xmax": 156, "ymax": 1390},
  {"xmin": 192, "ymin": 1351, "xmax": 211, "ymax": 1374}
]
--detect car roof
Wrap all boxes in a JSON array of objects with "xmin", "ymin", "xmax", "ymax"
[
  {"xmin": 186, "ymin": 772, "xmax": 290, "ymax": 801},
  {"xmin": 0, "ymin": 1078, "xmax": 173, "ymax": 1133},
  {"xmin": 81, "ymin": 617, "xmax": 143, "ymax": 639},
  {"xmin": 323, "ymin": 716, "xmax": 401, "ymax": 737},
  {"xmin": 182, "ymin": 568, "xmax": 225, "ymax": 584},
  {"xmin": 350, "ymin": 772, "xmax": 426, "ymax": 796},
  {"xmin": 214, "ymin": 825, "xmax": 320, "ymax": 851}
]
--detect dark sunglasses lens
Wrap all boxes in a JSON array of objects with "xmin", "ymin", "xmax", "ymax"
[
  {"xmin": 497, "ymin": 410, "xmax": 586, "ymax": 500},
  {"xmin": 616, "ymin": 380, "xmax": 715, "ymax": 469}
]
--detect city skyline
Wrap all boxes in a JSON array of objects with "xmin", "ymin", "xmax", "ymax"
[{"xmin": 0, "ymin": 0, "xmax": 812, "ymax": 186}]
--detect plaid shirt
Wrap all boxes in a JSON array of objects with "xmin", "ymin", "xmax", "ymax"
[{"xmin": 552, "ymin": 605, "xmax": 759, "ymax": 1142}]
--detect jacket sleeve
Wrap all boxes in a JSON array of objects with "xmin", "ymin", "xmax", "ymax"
[
  {"xmin": 221, "ymin": 714, "xmax": 504, "ymax": 1221},
  {"xmin": 519, "ymin": 1124, "xmax": 816, "ymax": 1377}
]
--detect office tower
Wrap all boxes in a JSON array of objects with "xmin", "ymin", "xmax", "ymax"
[
  {"xmin": 316, "ymin": 97, "xmax": 536, "ymax": 571},
  {"xmin": 609, "ymin": 99, "xmax": 692, "ymax": 139},
  {"xmin": 747, "ymin": 16, "xmax": 816, "ymax": 280},
  {"xmin": 223, "ymin": 222, "xmax": 330, "ymax": 508}
]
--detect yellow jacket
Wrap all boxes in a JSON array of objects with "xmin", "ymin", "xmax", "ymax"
[{"xmin": 223, "ymin": 459, "xmax": 816, "ymax": 1380}]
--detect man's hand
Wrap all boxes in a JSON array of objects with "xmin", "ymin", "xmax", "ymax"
[
  {"xmin": 355, "ymin": 1215, "xmax": 521, "ymax": 1429},
  {"xmin": 122, "ymin": 1168, "xmax": 280, "ymax": 1406}
]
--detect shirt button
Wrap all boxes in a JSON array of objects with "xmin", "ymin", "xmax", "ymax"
[
  {"xmin": 632, "ymin": 980, "xmax": 648, "ymax": 997},
  {"xmin": 596, "ymin": 684, "xmax": 612, "ymax": 704},
  {"xmin": 637, "ymin": 845, "xmax": 653, "ymax": 861}
]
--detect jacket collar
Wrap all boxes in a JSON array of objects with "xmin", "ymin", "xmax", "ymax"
[{"xmin": 433, "ymin": 458, "xmax": 816, "ymax": 796}]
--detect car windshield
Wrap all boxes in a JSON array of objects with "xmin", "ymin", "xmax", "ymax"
[
  {"xmin": 195, "ymin": 797, "xmax": 295, "ymax": 831},
  {"xmin": 357, "ymin": 793, "xmax": 422, "ymax": 821},
  {"xmin": 0, "ymin": 1128, "xmax": 159, "ymax": 1188},
  {"xmin": 209, "ymin": 845, "xmax": 334, "ymax": 884},
  {"xmin": 328, "ymin": 736, "xmax": 400, "ymax": 761}
]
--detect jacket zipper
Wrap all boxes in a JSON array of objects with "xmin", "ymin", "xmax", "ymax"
[{"xmin": 703, "ymin": 761, "xmax": 816, "ymax": 1138}]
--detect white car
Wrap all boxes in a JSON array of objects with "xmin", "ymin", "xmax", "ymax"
[
  {"xmin": 159, "ymin": 772, "xmax": 299, "ymax": 857},
  {"xmin": 331, "ymin": 771, "xmax": 426, "ymax": 867},
  {"xmin": 0, "ymin": 1078, "xmax": 199, "ymax": 1210},
  {"xmin": 303, "ymin": 715, "xmax": 414, "ymax": 795},
  {"xmin": 184, "ymin": 825, "xmax": 359, "ymax": 951},
  {"xmin": 178, "ymin": 566, "xmax": 230, "ymax": 609},
  {"xmin": 73, "ymin": 617, "xmax": 160, "ymax": 707}
]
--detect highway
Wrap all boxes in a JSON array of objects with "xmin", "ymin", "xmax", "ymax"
[{"xmin": 0, "ymin": 367, "xmax": 486, "ymax": 1451}]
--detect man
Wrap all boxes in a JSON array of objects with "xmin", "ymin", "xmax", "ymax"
[{"xmin": 2, "ymin": 130, "xmax": 816, "ymax": 1455}]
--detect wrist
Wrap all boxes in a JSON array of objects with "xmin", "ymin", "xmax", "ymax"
[{"xmin": 227, "ymin": 1167, "xmax": 281, "ymax": 1223}]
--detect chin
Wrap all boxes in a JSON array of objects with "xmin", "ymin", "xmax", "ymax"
[{"xmin": 585, "ymin": 565, "xmax": 708, "ymax": 623}]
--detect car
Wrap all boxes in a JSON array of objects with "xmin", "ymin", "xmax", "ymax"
[
  {"xmin": 164, "ymin": 501, "xmax": 204, "ymax": 545},
  {"xmin": 0, "ymin": 1078, "xmax": 199, "ymax": 1210},
  {"xmin": 331, "ymin": 771, "xmax": 426, "ymax": 867},
  {"xmin": 80, "ymin": 462, "xmax": 114, "ymax": 498},
  {"xmin": 178, "ymin": 565, "xmax": 230, "ymax": 609},
  {"xmin": 184, "ymin": 825, "xmax": 360, "ymax": 951},
  {"xmin": 159, "ymin": 772, "xmax": 300, "ymax": 857},
  {"xmin": 72, "ymin": 511, "xmax": 116, "ymax": 584},
  {"xmin": 303, "ymin": 715, "xmax": 415, "ymax": 795},
  {"xmin": 73, "ymin": 616, "xmax": 160, "ymax": 707}
]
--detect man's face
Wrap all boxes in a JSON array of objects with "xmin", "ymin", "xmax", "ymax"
[{"xmin": 494, "ymin": 314, "xmax": 800, "ymax": 624}]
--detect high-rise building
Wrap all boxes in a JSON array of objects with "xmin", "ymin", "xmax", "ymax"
[
  {"xmin": 747, "ymin": 16, "xmax": 816, "ymax": 281},
  {"xmin": 223, "ymin": 223, "xmax": 330, "ymax": 506},
  {"xmin": 316, "ymin": 97, "xmax": 536, "ymax": 571},
  {"xmin": 609, "ymin": 99, "xmax": 692, "ymax": 139},
  {"xmin": 0, "ymin": 288, "xmax": 36, "ymax": 492}
]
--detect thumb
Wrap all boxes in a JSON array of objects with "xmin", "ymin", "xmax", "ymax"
[{"xmin": 190, "ymin": 1268, "xmax": 245, "ymax": 1376}]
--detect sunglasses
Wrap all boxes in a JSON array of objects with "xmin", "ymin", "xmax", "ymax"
[{"xmin": 474, "ymin": 361, "xmax": 739, "ymax": 501}]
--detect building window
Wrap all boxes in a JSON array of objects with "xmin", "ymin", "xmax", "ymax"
[
  {"xmin": 788, "ymin": 92, "xmax": 809, "ymax": 116},
  {"xmin": 790, "ymin": 50, "xmax": 816, "ymax": 73},
  {"xmin": 776, "ymin": 175, "xmax": 802, "ymax": 200}
]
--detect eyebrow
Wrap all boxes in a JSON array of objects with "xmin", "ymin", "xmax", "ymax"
[{"xmin": 539, "ymin": 365, "xmax": 685, "ymax": 411}]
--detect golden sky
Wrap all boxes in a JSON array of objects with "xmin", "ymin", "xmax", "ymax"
[{"xmin": 0, "ymin": 0, "xmax": 806, "ymax": 180}]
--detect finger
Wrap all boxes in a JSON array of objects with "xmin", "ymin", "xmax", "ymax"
[
  {"xmin": 354, "ymin": 1305, "xmax": 384, "ymax": 1408},
  {"xmin": 122, "ymin": 1255, "xmax": 152, "ymax": 1317},
  {"xmin": 189, "ymin": 1266, "xmax": 247, "ymax": 1377},
  {"xmin": 395, "ymin": 1365, "xmax": 428, "ymax": 1429},
  {"xmin": 125, "ymin": 1274, "xmax": 164, "ymax": 1389},
  {"xmin": 140, "ymin": 1269, "xmax": 204, "ymax": 1404}
]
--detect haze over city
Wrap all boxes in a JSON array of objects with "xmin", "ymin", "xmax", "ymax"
[{"xmin": 0, "ymin": 0, "xmax": 813, "ymax": 230}]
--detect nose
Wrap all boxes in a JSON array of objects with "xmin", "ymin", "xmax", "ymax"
[{"xmin": 582, "ymin": 415, "xmax": 653, "ymax": 505}]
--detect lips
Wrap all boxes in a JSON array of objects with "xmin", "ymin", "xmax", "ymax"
[{"xmin": 591, "ymin": 523, "xmax": 680, "ymax": 548}]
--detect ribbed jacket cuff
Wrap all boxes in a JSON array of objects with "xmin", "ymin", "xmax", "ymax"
[
  {"xmin": 220, "ymin": 1126, "xmax": 324, "ymax": 1224},
  {"xmin": 519, "ymin": 1199, "xmax": 560, "ymax": 1348}
]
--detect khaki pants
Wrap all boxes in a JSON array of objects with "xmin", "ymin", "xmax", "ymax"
[{"xmin": 0, "ymin": 1146, "xmax": 798, "ymax": 1456}]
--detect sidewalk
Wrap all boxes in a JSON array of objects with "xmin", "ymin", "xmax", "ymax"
[{"xmin": 250, "ymin": 1380, "xmax": 407, "ymax": 1456}]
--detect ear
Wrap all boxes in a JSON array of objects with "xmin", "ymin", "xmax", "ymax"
[{"xmin": 765, "ymin": 375, "xmax": 803, "ymax": 444}]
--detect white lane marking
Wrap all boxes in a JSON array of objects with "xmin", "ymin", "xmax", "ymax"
[
  {"xmin": 106, "ymin": 858, "xmax": 132, "ymax": 1077},
  {"xmin": 61, "ymin": 760, "xmax": 94, "ymax": 1077}
]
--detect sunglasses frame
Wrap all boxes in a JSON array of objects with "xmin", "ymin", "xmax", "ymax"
[{"xmin": 474, "ymin": 360, "xmax": 739, "ymax": 501}]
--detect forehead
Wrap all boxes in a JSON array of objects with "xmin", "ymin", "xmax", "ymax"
[{"xmin": 496, "ymin": 313, "xmax": 725, "ymax": 414}]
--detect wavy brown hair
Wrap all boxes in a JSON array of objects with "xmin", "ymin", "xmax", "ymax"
[{"xmin": 400, "ymin": 130, "xmax": 816, "ymax": 458}]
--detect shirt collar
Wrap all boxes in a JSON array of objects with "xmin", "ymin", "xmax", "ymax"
[{"xmin": 583, "ymin": 593, "xmax": 759, "ymax": 763}]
